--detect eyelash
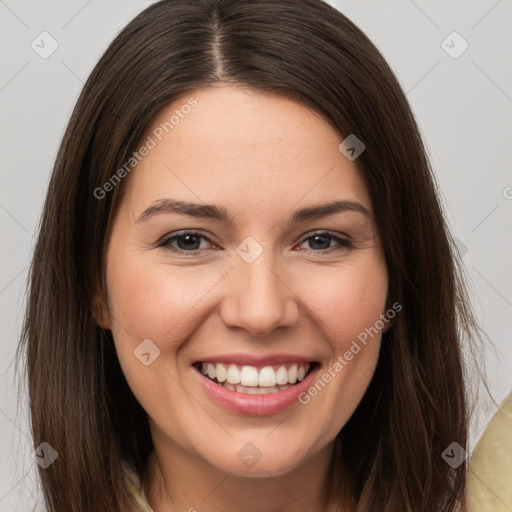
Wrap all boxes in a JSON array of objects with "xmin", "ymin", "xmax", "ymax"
[{"xmin": 157, "ymin": 230, "xmax": 353, "ymax": 255}]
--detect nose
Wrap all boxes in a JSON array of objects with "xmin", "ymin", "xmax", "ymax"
[{"xmin": 219, "ymin": 249, "xmax": 300, "ymax": 337}]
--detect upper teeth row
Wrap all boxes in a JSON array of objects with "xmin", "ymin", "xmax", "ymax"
[{"xmin": 201, "ymin": 362, "xmax": 310, "ymax": 387}]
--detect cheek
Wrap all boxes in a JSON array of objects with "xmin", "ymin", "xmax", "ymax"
[
  {"xmin": 293, "ymin": 265, "xmax": 387, "ymax": 440},
  {"xmin": 107, "ymin": 263, "xmax": 214, "ymax": 359},
  {"xmin": 305, "ymin": 259, "xmax": 389, "ymax": 348},
  {"xmin": 104, "ymin": 252, "xmax": 216, "ymax": 415}
]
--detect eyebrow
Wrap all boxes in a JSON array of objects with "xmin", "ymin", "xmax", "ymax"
[{"xmin": 135, "ymin": 198, "xmax": 371, "ymax": 225}]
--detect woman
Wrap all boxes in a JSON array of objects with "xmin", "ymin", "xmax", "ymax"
[{"xmin": 18, "ymin": 0, "xmax": 482, "ymax": 510}]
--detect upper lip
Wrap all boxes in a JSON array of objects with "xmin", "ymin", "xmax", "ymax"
[{"xmin": 193, "ymin": 353, "xmax": 317, "ymax": 367}]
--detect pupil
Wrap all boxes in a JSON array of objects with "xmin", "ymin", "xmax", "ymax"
[
  {"xmin": 311, "ymin": 235, "xmax": 329, "ymax": 250},
  {"xmin": 179, "ymin": 234, "xmax": 200, "ymax": 250}
]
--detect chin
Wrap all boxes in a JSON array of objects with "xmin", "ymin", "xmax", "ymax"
[{"xmin": 197, "ymin": 435, "xmax": 321, "ymax": 478}]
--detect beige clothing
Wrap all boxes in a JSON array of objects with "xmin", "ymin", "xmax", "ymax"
[{"xmin": 467, "ymin": 391, "xmax": 512, "ymax": 511}]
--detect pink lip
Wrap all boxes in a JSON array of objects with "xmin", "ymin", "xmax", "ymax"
[
  {"xmin": 193, "ymin": 363, "xmax": 319, "ymax": 417},
  {"xmin": 194, "ymin": 353, "xmax": 314, "ymax": 367}
]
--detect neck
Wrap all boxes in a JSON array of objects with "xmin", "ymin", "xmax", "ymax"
[{"xmin": 143, "ymin": 436, "xmax": 341, "ymax": 512}]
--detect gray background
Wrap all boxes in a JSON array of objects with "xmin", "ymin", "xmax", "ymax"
[{"xmin": 1, "ymin": 0, "xmax": 511, "ymax": 509}]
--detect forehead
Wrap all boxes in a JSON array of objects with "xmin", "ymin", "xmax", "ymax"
[{"xmin": 121, "ymin": 85, "xmax": 372, "ymax": 220}]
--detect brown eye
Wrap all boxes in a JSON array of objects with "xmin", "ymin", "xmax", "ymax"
[
  {"xmin": 158, "ymin": 231, "xmax": 214, "ymax": 253},
  {"xmin": 297, "ymin": 231, "xmax": 352, "ymax": 252}
]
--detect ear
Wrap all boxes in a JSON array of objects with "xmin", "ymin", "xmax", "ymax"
[
  {"xmin": 91, "ymin": 286, "xmax": 111, "ymax": 330},
  {"xmin": 381, "ymin": 297, "xmax": 398, "ymax": 334}
]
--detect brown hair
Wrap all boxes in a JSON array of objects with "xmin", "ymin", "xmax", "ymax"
[{"xmin": 17, "ymin": 0, "xmax": 482, "ymax": 510}]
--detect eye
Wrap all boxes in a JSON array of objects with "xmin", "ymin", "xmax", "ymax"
[
  {"xmin": 158, "ymin": 231, "xmax": 215, "ymax": 254},
  {"xmin": 296, "ymin": 231, "xmax": 352, "ymax": 253}
]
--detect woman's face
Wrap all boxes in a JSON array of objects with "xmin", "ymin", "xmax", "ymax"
[{"xmin": 101, "ymin": 85, "xmax": 388, "ymax": 477}]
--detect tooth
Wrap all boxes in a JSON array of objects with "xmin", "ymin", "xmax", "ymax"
[
  {"xmin": 210, "ymin": 362, "xmax": 311, "ymax": 390},
  {"xmin": 201, "ymin": 362, "xmax": 208, "ymax": 375},
  {"xmin": 226, "ymin": 364, "xmax": 241, "ymax": 384},
  {"xmin": 276, "ymin": 366, "xmax": 289, "ymax": 385},
  {"xmin": 288, "ymin": 364, "xmax": 298, "ymax": 384},
  {"xmin": 207, "ymin": 363, "xmax": 216, "ymax": 379},
  {"xmin": 220, "ymin": 382, "xmax": 292, "ymax": 394},
  {"xmin": 216, "ymin": 363, "xmax": 227, "ymax": 382},
  {"xmin": 240, "ymin": 366, "xmax": 259, "ymax": 386},
  {"xmin": 258, "ymin": 366, "xmax": 277, "ymax": 387}
]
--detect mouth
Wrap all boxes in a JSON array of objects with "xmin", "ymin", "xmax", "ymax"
[{"xmin": 192, "ymin": 361, "xmax": 317, "ymax": 395}]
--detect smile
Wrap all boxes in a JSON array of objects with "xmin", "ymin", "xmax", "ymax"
[{"xmin": 193, "ymin": 357, "xmax": 319, "ymax": 416}]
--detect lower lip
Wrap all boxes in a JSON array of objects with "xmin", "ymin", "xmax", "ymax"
[{"xmin": 194, "ymin": 365, "xmax": 319, "ymax": 416}]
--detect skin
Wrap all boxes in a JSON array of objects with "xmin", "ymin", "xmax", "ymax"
[{"xmin": 96, "ymin": 84, "xmax": 389, "ymax": 511}]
